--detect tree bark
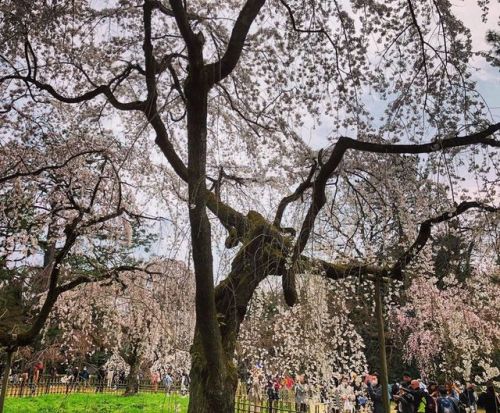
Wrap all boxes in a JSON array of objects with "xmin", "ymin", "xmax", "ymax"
[
  {"xmin": 0, "ymin": 350, "xmax": 13, "ymax": 413},
  {"xmin": 119, "ymin": 340, "xmax": 143, "ymax": 396},
  {"xmin": 184, "ymin": 46, "xmax": 232, "ymax": 410},
  {"xmin": 188, "ymin": 330, "xmax": 238, "ymax": 413},
  {"xmin": 124, "ymin": 355, "xmax": 141, "ymax": 396},
  {"xmin": 188, "ymin": 214, "xmax": 285, "ymax": 412}
]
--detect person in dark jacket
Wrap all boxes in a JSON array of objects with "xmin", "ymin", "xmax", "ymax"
[
  {"xmin": 401, "ymin": 373, "xmax": 412, "ymax": 389},
  {"xmin": 407, "ymin": 380, "xmax": 428, "ymax": 413},
  {"xmin": 460, "ymin": 383, "xmax": 477, "ymax": 413},
  {"xmin": 477, "ymin": 382, "xmax": 500, "ymax": 413},
  {"xmin": 266, "ymin": 376, "xmax": 279, "ymax": 413},
  {"xmin": 72, "ymin": 366, "xmax": 80, "ymax": 383},
  {"xmin": 96, "ymin": 366, "xmax": 105, "ymax": 393},
  {"xmin": 79, "ymin": 366, "xmax": 89, "ymax": 386},
  {"xmin": 426, "ymin": 383, "xmax": 439, "ymax": 413},
  {"xmin": 394, "ymin": 386, "xmax": 415, "ymax": 413},
  {"xmin": 393, "ymin": 373, "xmax": 413, "ymax": 401},
  {"xmin": 367, "ymin": 373, "xmax": 384, "ymax": 413}
]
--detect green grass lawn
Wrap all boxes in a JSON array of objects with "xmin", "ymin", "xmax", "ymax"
[
  {"xmin": 4, "ymin": 393, "xmax": 189, "ymax": 413},
  {"xmin": 5, "ymin": 395, "xmax": 487, "ymax": 413}
]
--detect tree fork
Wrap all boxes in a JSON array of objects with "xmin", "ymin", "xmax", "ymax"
[{"xmin": 188, "ymin": 213, "xmax": 288, "ymax": 412}]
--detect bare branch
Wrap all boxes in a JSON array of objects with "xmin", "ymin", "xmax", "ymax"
[
  {"xmin": 283, "ymin": 123, "xmax": 500, "ymax": 305},
  {"xmin": 0, "ymin": 150, "xmax": 105, "ymax": 184},
  {"xmin": 278, "ymin": 0, "xmax": 343, "ymax": 75},
  {"xmin": 56, "ymin": 265, "xmax": 162, "ymax": 294},
  {"xmin": 274, "ymin": 159, "xmax": 317, "ymax": 227},
  {"xmin": 407, "ymin": 0, "xmax": 430, "ymax": 92},
  {"xmin": 168, "ymin": 0, "xmax": 201, "ymax": 59},
  {"xmin": 1, "ymin": 72, "xmax": 145, "ymax": 111},
  {"xmin": 299, "ymin": 202, "xmax": 498, "ymax": 290},
  {"xmin": 391, "ymin": 201, "xmax": 499, "ymax": 278},
  {"xmin": 205, "ymin": 0, "xmax": 266, "ymax": 85}
]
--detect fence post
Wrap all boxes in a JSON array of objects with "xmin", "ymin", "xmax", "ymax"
[{"xmin": 375, "ymin": 277, "xmax": 391, "ymax": 413}]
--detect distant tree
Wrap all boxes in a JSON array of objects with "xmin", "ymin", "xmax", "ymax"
[
  {"xmin": 0, "ymin": 123, "xmax": 156, "ymax": 410},
  {"xmin": 51, "ymin": 259, "xmax": 196, "ymax": 395},
  {"xmin": 393, "ymin": 268, "xmax": 500, "ymax": 383}
]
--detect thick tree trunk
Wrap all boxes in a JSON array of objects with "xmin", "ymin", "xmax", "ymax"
[
  {"xmin": 124, "ymin": 358, "xmax": 141, "ymax": 396},
  {"xmin": 188, "ymin": 330, "xmax": 238, "ymax": 413},
  {"xmin": 0, "ymin": 350, "xmax": 13, "ymax": 413},
  {"xmin": 184, "ymin": 47, "xmax": 234, "ymax": 411},
  {"xmin": 188, "ymin": 222, "xmax": 285, "ymax": 412},
  {"xmin": 183, "ymin": 26, "xmax": 285, "ymax": 410}
]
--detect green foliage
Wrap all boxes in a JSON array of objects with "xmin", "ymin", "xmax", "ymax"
[
  {"xmin": 484, "ymin": 30, "xmax": 500, "ymax": 68},
  {"xmin": 432, "ymin": 233, "xmax": 473, "ymax": 286},
  {"xmin": 0, "ymin": 281, "xmax": 28, "ymax": 335}
]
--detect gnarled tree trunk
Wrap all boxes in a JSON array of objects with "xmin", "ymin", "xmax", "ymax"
[
  {"xmin": 187, "ymin": 214, "xmax": 286, "ymax": 412},
  {"xmin": 123, "ymin": 348, "xmax": 141, "ymax": 396},
  {"xmin": 124, "ymin": 362, "xmax": 140, "ymax": 395},
  {"xmin": 188, "ymin": 330, "xmax": 238, "ymax": 413}
]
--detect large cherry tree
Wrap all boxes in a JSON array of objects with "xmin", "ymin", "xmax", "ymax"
[{"xmin": 1, "ymin": 1, "xmax": 499, "ymax": 411}]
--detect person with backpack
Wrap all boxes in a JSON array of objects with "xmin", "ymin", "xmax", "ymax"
[
  {"xmin": 477, "ymin": 382, "xmax": 500, "ymax": 413},
  {"xmin": 438, "ymin": 385, "xmax": 460, "ymax": 413}
]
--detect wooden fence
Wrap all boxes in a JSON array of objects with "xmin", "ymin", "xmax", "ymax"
[
  {"xmin": 234, "ymin": 396, "xmax": 330, "ymax": 413},
  {"xmin": 1, "ymin": 376, "xmax": 182, "ymax": 398}
]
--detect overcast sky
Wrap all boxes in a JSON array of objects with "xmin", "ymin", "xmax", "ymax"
[{"xmin": 300, "ymin": 1, "xmax": 500, "ymax": 149}]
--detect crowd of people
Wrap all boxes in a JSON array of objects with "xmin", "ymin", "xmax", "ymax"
[
  {"xmin": 4, "ymin": 360, "xmax": 499, "ymax": 413},
  {"xmin": 388, "ymin": 373, "xmax": 499, "ymax": 413},
  {"xmin": 57, "ymin": 366, "xmax": 191, "ymax": 394},
  {"xmin": 242, "ymin": 369, "xmax": 500, "ymax": 413},
  {"xmin": 5, "ymin": 362, "xmax": 191, "ymax": 395},
  {"xmin": 149, "ymin": 370, "xmax": 190, "ymax": 394}
]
